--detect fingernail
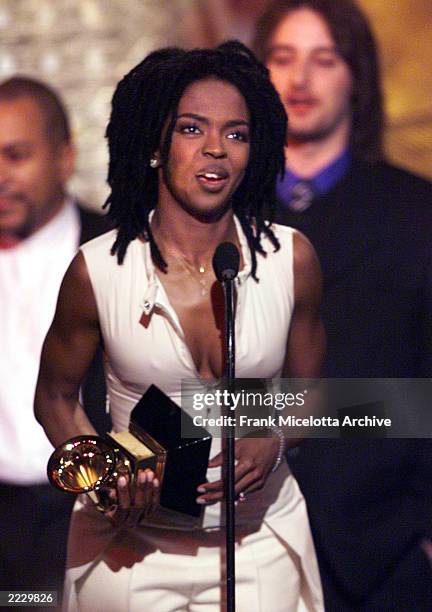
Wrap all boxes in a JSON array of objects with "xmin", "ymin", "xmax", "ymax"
[
  {"xmin": 118, "ymin": 476, "xmax": 127, "ymax": 487},
  {"xmin": 153, "ymin": 478, "xmax": 159, "ymax": 488},
  {"xmin": 146, "ymin": 471, "xmax": 154, "ymax": 483},
  {"xmin": 196, "ymin": 496, "xmax": 206, "ymax": 504},
  {"xmin": 197, "ymin": 486, "xmax": 206, "ymax": 493}
]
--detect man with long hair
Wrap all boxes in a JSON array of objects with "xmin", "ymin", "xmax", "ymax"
[{"xmin": 253, "ymin": 1, "xmax": 432, "ymax": 609}]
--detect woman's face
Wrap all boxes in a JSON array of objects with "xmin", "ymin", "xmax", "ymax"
[{"xmin": 157, "ymin": 77, "xmax": 250, "ymax": 220}]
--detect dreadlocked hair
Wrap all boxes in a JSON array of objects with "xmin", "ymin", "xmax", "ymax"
[{"xmin": 105, "ymin": 41, "xmax": 287, "ymax": 278}]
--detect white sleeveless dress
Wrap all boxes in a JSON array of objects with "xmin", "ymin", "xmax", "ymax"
[{"xmin": 63, "ymin": 217, "xmax": 324, "ymax": 611}]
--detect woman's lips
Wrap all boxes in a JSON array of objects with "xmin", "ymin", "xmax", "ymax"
[
  {"xmin": 196, "ymin": 175, "xmax": 229, "ymax": 192},
  {"xmin": 196, "ymin": 166, "xmax": 229, "ymax": 192}
]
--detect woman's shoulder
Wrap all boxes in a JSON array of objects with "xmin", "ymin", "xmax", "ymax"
[
  {"xmin": 267, "ymin": 221, "xmax": 297, "ymax": 244},
  {"xmin": 256, "ymin": 222, "xmax": 296, "ymax": 259},
  {"xmin": 80, "ymin": 228, "xmax": 118, "ymax": 258},
  {"xmin": 80, "ymin": 230, "xmax": 146, "ymax": 268}
]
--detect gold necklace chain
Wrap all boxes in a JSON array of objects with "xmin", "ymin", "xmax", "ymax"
[
  {"xmin": 176, "ymin": 256, "xmax": 209, "ymax": 296},
  {"xmin": 159, "ymin": 240, "xmax": 211, "ymax": 297}
]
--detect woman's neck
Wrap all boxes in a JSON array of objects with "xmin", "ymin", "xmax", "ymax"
[{"xmin": 151, "ymin": 205, "xmax": 239, "ymax": 266}]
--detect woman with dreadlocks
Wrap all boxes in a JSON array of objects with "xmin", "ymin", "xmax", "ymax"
[{"xmin": 35, "ymin": 42, "xmax": 324, "ymax": 611}]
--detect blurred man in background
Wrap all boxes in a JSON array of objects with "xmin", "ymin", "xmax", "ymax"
[
  {"xmin": 0, "ymin": 76, "xmax": 109, "ymax": 594},
  {"xmin": 254, "ymin": 0, "xmax": 432, "ymax": 609}
]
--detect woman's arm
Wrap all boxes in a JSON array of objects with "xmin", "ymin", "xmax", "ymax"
[
  {"xmin": 284, "ymin": 230, "xmax": 325, "ymax": 379},
  {"xmin": 281, "ymin": 230, "xmax": 325, "ymax": 447},
  {"xmin": 34, "ymin": 251, "xmax": 101, "ymax": 446},
  {"xmin": 35, "ymin": 251, "xmax": 160, "ymax": 522}
]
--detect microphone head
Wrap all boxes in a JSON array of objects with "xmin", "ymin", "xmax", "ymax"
[{"xmin": 212, "ymin": 242, "xmax": 240, "ymax": 282}]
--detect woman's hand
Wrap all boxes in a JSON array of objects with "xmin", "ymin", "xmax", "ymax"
[
  {"xmin": 103, "ymin": 468, "xmax": 160, "ymax": 527},
  {"xmin": 196, "ymin": 437, "xmax": 280, "ymax": 505}
]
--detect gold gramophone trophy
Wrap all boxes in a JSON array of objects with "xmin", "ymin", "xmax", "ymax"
[{"xmin": 47, "ymin": 385, "xmax": 212, "ymax": 517}]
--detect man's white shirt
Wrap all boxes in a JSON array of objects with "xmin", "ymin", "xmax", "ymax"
[{"xmin": 0, "ymin": 199, "xmax": 80, "ymax": 484}]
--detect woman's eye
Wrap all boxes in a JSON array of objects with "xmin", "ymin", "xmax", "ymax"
[
  {"xmin": 178, "ymin": 124, "xmax": 201, "ymax": 135},
  {"xmin": 227, "ymin": 131, "xmax": 249, "ymax": 143}
]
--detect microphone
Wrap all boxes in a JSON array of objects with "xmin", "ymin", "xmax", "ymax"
[
  {"xmin": 212, "ymin": 241, "xmax": 239, "ymax": 609},
  {"xmin": 212, "ymin": 242, "xmax": 240, "ymax": 282}
]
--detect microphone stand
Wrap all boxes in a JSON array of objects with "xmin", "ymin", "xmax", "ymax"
[
  {"xmin": 213, "ymin": 241, "xmax": 239, "ymax": 612},
  {"xmin": 222, "ymin": 276, "xmax": 236, "ymax": 612}
]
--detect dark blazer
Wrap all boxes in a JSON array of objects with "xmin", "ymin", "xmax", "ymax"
[
  {"xmin": 275, "ymin": 159, "xmax": 432, "ymax": 378},
  {"xmin": 78, "ymin": 204, "xmax": 112, "ymax": 435},
  {"xmin": 275, "ymin": 160, "xmax": 432, "ymax": 610}
]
